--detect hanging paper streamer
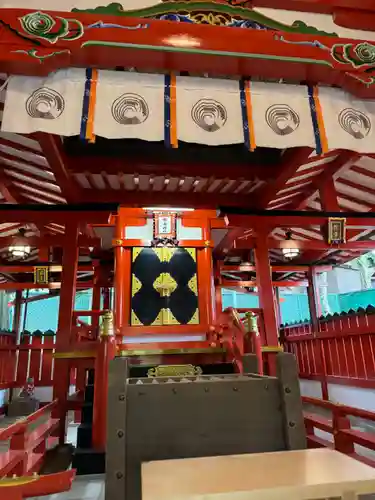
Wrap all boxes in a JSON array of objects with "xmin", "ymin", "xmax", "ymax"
[
  {"xmin": 1, "ymin": 68, "xmax": 85, "ymax": 136},
  {"xmin": 239, "ymin": 79, "xmax": 255, "ymax": 151},
  {"xmin": 308, "ymin": 85, "xmax": 328, "ymax": 155},
  {"xmin": 80, "ymin": 68, "xmax": 98, "ymax": 143},
  {"xmin": 176, "ymin": 76, "xmax": 243, "ymax": 146},
  {"xmin": 318, "ymin": 86, "xmax": 375, "ymax": 154},
  {"xmin": 94, "ymin": 71, "xmax": 164, "ymax": 140},
  {"xmin": 164, "ymin": 73, "xmax": 178, "ymax": 148},
  {"xmin": 3, "ymin": 69, "xmax": 375, "ymax": 154},
  {"xmin": 251, "ymin": 82, "xmax": 315, "ymax": 149}
]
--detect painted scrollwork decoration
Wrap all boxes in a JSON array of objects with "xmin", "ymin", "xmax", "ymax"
[
  {"xmin": 332, "ymin": 41, "xmax": 375, "ymax": 69},
  {"xmin": 18, "ymin": 11, "xmax": 84, "ymax": 43}
]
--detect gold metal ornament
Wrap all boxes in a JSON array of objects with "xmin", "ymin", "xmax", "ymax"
[
  {"xmin": 100, "ymin": 310, "xmax": 114, "ymax": 337},
  {"xmin": 147, "ymin": 364, "xmax": 203, "ymax": 377}
]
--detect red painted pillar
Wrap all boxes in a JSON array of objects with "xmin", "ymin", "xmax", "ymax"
[
  {"xmin": 91, "ymin": 264, "xmax": 101, "ymax": 338},
  {"xmin": 53, "ymin": 220, "xmax": 79, "ymax": 444},
  {"xmin": 197, "ymin": 222, "xmax": 214, "ymax": 327},
  {"xmin": 273, "ymin": 287, "xmax": 282, "ymax": 329},
  {"xmin": 307, "ymin": 267, "xmax": 328, "ymax": 400},
  {"xmin": 92, "ymin": 313, "xmax": 116, "ymax": 450},
  {"xmin": 102, "ymin": 288, "xmax": 110, "ymax": 310},
  {"xmin": 114, "ymin": 209, "xmax": 131, "ymax": 335},
  {"xmin": 13, "ymin": 290, "xmax": 22, "ymax": 343},
  {"xmin": 214, "ymin": 260, "xmax": 223, "ymax": 320},
  {"xmin": 254, "ymin": 232, "xmax": 279, "ymax": 375}
]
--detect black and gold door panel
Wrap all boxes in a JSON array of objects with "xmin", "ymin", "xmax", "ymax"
[{"xmin": 131, "ymin": 247, "xmax": 199, "ymax": 326}]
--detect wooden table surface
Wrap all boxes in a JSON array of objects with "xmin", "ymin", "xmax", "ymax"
[{"xmin": 142, "ymin": 448, "xmax": 375, "ymax": 500}]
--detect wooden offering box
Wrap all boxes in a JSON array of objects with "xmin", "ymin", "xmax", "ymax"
[{"xmin": 142, "ymin": 449, "xmax": 375, "ymax": 500}]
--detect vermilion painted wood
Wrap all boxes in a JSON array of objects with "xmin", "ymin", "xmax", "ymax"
[
  {"xmin": 0, "ymin": 9, "xmax": 375, "ymax": 98},
  {"xmin": 303, "ymin": 395, "xmax": 375, "ymax": 464},
  {"xmin": 283, "ymin": 310, "xmax": 375, "ymax": 390}
]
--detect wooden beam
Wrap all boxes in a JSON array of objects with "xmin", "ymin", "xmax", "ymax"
[
  {"xmin": 234, "ymin": 237, "xmax": 375, "ymax": 251},
  {"xmin": 36, "ymin": 133, "xmax": 81, "ymax": 202},
  {"xmin": 221, "ymin": 265, "xmax": 309, "ymax": 273},
  {"xmin": 68, "ymin": 155, "xmax": 278, "ymax": 182},
  {"xmin": 221, "ymin": 210, "xmax": 375, "ymax": 229},
  {"xmin": 0, "ymin": 235, "xmax": 100, "ymax": 248},
  {"xmin": 0, "ymin": 205, "xmax": 115, "ymax": 224},
  {"xmin": 319, "ymin": 177, "xmax": 340, "ymax": 212},
  {"xmin": 213, "ymin": 228, "xmax": 246, "ymax": 258},
  {"xmin": 251, "ymin": 147, "xmax": 313, "ymax": 209},
  {"xmin": 0, "ymin": 281, "xmax": 94, "ymax": 290},
  {"xmin": 0, "ymin": 162, "xmax": 20, "ymax": 203},
  {"xmin": 83, "ymin": 189, "xmax": 265, "ymax": 209},
  {"xmin": 221, "ymin": 280, "xmax": 308, "ymax": 287},
  {"xmin": 287, "ymin": 151, "xmax": 359, "ymax": 210},
  {"xmin": 0, "ymin": 264, "xmax": 94, "ymax": 273}
]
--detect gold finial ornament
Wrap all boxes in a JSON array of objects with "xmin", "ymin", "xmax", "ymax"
[
  {"xmin": 100, "ymin": 310, "xmax": 114, "ymax": 337},
  {"xmin": 246, "ymin": 312, "xmax": 258, "ymax": 334}
]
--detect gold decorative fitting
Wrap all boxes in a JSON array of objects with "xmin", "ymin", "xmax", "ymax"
[
  {"xmin": 187, "ymin": 308, "xmax": 199, "ymax": 325},
  {"xmin": 99, "ymin": 309, "xmax": 114, "ymax": 337},
  {"xmin": 327, "ymin": 217, "xmax": 346, "ymax": 245},
  {"xmin": 34, "ymin": 266, "xmax": 49, "ymax": 285},
  {"xmin": 131, "ymin": 310, "xmax": 143, "ymax": 326},
  {"xmin": 53, "ymin": 351, "xmax": 96, "ymax": 359},
  {"xmin": 188, "ymin": 275, "xmax": 198, "ymax": 295},
  {"xmin": 112, "ymin": 239, "xmax": 123, "ymax": 246},
  {"xmin": 147, "ymin": 364, "xmax": 203, "ymax": 377},
  {"xmin": 119, "ymin": 347, "xmax": 224, "ymax": 357},
  {"xmin": 132, "ymin": 275, "xmax": 142, "ymax": 296},
  {"xmin": 261, "ymin": 346, "xmax": 284, "ymax": 353},
  {"xmin": 132, "ymin": 247, "xmax": 143, "ymax": 262},
  {"xmin": 186, "ymin": 248, "xmax": 197, "ymax": 261},
  {"xmin": 153, "ymin": 273, "xmax": 177, "ymax": 297},
  {"xmin": 161, "ymin": 307, "xmax": 180, "ymax": 324},
  {"xmin": 0, "ymin": 475, "xmax": 39, "ymax": 486},
  {"xmin": 245, "ymin": 311, "xmax": 258, "ymax": 334}
]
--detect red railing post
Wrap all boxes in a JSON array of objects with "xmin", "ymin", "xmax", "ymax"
[
  {"xmin": 333, "ymin": 407, "xmax": 355, "ymax": 455},
  {"xmin": 92, "ymin": 311, "xmax": 116, "ymax": 450},
  {"xmin": 245, "ymin": 311, "xmax": 263, "ymax": 375},
  {"xmin": 9, "ymin": 425, "xmax": 27, "ymax": 476}
]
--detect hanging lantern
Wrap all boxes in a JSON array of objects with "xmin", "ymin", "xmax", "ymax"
[
  {"xmin": 9, "ymin": 228, "xmax": 31, "ymax": 259},
  {"xmin": 280, "ymin": 230, "xmax": 300, "ymax": 260}
]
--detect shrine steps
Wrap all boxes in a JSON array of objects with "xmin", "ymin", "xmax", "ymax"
[{"xmin": 73, "ymin": 370, "xmax": 105, "ymax": 475}]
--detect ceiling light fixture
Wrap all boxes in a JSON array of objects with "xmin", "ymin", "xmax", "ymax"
[
  {"xmin": 9, "ymin": 228, "xmax": 31, "ymax": 259},
  {"xmin": 280, "ymin": 230, "xmax": 300, "ymax": 260}
]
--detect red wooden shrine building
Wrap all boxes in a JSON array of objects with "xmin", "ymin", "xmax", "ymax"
[{"xmin": 1, "ymin": 0, "xmax": 375, "ymax": 496}]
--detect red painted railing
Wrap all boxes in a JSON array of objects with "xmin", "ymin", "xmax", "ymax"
[
  {"xmin": 303, "ymin": 396, "xmax": 375, "ymax": 468},
  {"xmin": 281, "ymin": 307, "xmax": 375, "ymax": 390},
  {"xmin": 0, "ymin": 400, "xmax": 59, "ymax": 476},
  {"xmin": 0, "ymin": 399, "xmax": 75, "ymax": 498},
  {"xmin": 211, "ymin": 307, "xmax": 264, "ymax": 373},
  {"xmin": 0, "ymin": 336, "xmax": 58, "ymax": 388}
]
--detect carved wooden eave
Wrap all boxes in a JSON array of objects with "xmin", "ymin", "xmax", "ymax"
[{"xmin": 0, "ymin": 4, "xmax": 374, "ymax": 97}]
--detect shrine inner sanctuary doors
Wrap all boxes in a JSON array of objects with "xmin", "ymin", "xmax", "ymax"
[{"xmin": 131, "ymin": 247, "xmax": 199, "ymax": 326}]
